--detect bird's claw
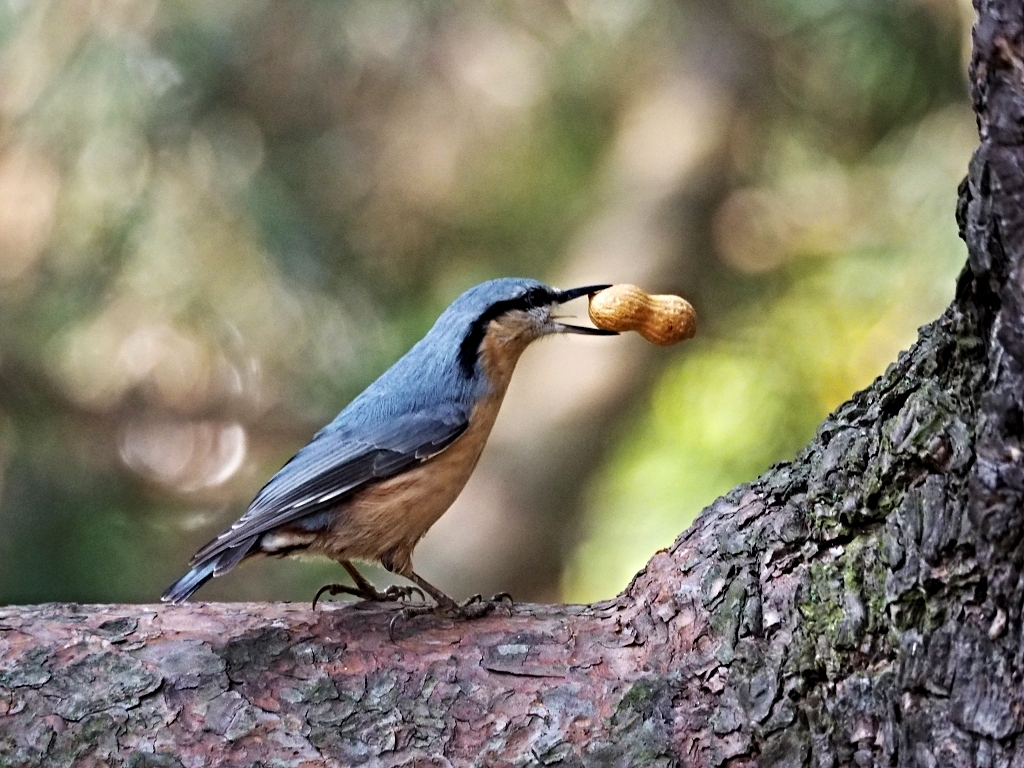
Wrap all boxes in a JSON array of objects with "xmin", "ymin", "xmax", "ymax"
[
  {"xmin": 313, "ymin": 583, "xmax": 345, "ymax": 610},
  {"xmin": 313, "ymin": 582, "xmax": 426, "ymax": 610},
  {"xmin": 381, "ymin": 584, "xmax": 426, "ymax": 602},
  {"xmin": 446, "ymin": 592, "xmax": 515, "ymax": 618},
  {"xmin": 387, "ymin": 592, "xmax": 515, "ymax": 641},
  {"xmin": 388, "ymin": 603, "xmax": 435, "ymax": 640}
]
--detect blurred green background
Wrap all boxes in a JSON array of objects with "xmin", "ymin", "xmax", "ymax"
[{"xmin": 0, "ymin": 0, "xmax": 973, "ymax": 606}]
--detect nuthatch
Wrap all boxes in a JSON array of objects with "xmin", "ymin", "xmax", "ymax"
[{"xmin": 162, "ymin": 278, "xmax": 615, "ymax": 615}]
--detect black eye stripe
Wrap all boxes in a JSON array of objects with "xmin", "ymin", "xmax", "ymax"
[
  {"xmin": 458, "ymin": 287, "xmax": 556, "ymax": 375},
  {"xmin": 520, "ymin": 286, "xmax": 554, "ymax": 309}
]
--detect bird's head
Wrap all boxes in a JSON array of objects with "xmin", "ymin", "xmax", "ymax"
[{"xmin": 437, "ymin": 278, "xmax": 617, "ymax": 378}]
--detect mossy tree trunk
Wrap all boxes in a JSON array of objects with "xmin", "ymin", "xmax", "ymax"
[{"xmin": 3, "ymin": 2, "xmax": 1024, "ymax": 766}]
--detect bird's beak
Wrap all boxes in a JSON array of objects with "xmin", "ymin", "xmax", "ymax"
[
  {"xmin": 554, "ymin": 284, "xmax": 612, "ymax": 303},
  {"xmin": 551, "ymin": 284, "xmax": 619, "ymax": 335}
]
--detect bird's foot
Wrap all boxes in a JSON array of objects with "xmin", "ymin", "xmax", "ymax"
[
  {"xmin": 312, "ymin": 582, "xmax": 425, "ymax": 610},
  {"xmin": 373, "ymin": 584, "xmax": 426, "ymax": 604},
  {"xmin": 458, "ymin": 592, "xmax": 514, "ymax": 617},
  {"xmin": 388, "ymin": 592, "xmax": 514, "ymax": 640}
]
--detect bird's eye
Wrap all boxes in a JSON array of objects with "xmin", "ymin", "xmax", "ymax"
[{"xmin": 521, "ymin": 287, "xmax": 552, "ymax": 309}]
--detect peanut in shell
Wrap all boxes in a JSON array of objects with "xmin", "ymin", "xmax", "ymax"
[{"xmin": 588, "ymin": 284, "xmax": 696, "ymax": 346}]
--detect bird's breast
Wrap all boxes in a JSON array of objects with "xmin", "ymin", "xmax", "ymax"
[{"xmin": 318, "ymin": 390, "xmax": 507, "ymax": 572}]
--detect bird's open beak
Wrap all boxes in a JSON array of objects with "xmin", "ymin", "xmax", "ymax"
[{"xmin": 551, "ymin": 284, "xmax": 619, "ymax": 335}]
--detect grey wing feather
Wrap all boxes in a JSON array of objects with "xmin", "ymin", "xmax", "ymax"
[{"xmin": 190, "ymin": 406, "xmax": 469, "ymax": 565}]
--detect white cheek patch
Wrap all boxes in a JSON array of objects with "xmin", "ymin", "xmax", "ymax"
[{"xmin": 259, "ymin": 531, "xmax": 317, "ymax": 553}]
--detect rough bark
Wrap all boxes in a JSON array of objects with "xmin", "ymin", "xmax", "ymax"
[{"xmin": 3, "ymin": 2, "xmax": 1024, "ymax": 766}]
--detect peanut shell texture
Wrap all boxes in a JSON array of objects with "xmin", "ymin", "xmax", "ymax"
[{"xmin": 587, "ymin": 284, "xmax": 697, "ymax": 346}]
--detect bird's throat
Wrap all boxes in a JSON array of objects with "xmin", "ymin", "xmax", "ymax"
[{"xmin": 477, "ymin": 314, "xmax": 537, "ymax": 394}]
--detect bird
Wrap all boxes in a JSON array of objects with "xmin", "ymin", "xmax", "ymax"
[{"xmin": 162, "ymin": 277, "xmax": 616, "ymax": 616}]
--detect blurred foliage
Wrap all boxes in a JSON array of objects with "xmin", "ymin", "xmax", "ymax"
[
  {"xmin": 0, "ymin": 0, "xmax": 973, "ymax": 605},
  {"xmin": 565, "ymin": 102, "xmax": 974, "ymax": 600}
]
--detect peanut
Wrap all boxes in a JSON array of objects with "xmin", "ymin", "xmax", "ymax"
[{"xmin": 588, "ymin": 284, "xmax": 697, "ymax": 346}]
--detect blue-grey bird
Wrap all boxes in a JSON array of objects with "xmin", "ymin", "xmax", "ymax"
[{"xmin": 162, "ymin": 278, "xmax": 615, "ymax": 613}]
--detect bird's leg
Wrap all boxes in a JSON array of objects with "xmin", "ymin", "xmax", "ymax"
[
  {"xmin": 342, "ymin": 561, "xmax": 426, "ymax": 602},
  {"xmin": 403, "ymin": 571, "xmax": 460, "ymax": 611},
  {"xmin": 403, "ymin": 571, "xmax": 514, "ymax": 613},
  {"xmin": 312, "ymin": 560, "xmax": 424, "ymax": 609},
  {"xmin": 388, "ymin": 570, "xmax": 514, "ymax": 639}
]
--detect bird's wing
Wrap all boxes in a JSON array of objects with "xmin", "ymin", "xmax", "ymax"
[{"xmin": 189, "ymin": 405, "xmax": 469, "ymax": 566}]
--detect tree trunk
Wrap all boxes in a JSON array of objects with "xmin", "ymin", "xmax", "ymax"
[{"xmin": 3, "ymin": 3, "xmax": 1024, "ymax": 766}]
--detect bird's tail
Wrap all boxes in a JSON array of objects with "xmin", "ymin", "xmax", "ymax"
[
  {"xmin": 161, "ymin": 537, "xmax": 255, "ymax": 603},
  {"xmin": 162, "ymin": 560, "xmax": 217, "ymax": 603}
]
